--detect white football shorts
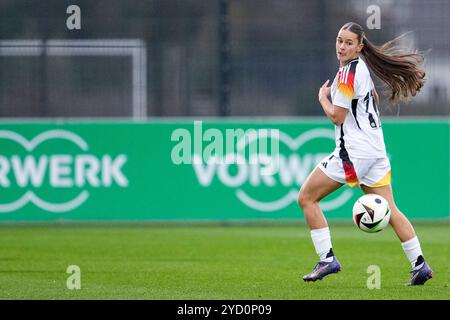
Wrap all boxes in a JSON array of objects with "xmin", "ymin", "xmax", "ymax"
[{"xmin": 317, "ymin": 153, "xmax": 391, "ymax": 188}]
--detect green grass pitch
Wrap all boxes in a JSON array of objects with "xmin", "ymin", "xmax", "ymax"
[{"xmin": 0, "ymin": 221, "xmax": 448, "ymax": 299}]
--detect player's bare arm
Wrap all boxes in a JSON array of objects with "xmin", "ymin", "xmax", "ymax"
[{"xmin": 318, "ymin": 79, "xmax": 348, "ymax": 125}]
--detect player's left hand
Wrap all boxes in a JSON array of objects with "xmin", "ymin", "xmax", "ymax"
[{"xmin": 318, "ymin": 80, "xmax": 331, "ymax": 102}]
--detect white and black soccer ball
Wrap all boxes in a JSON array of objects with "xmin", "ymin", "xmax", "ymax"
[{"xmin": 352, "ymin": 194, "xmax": 391, "ymax": 233}]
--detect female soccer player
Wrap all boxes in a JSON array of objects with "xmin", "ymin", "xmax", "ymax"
[{"xmin": 298, "ymin": 22, "xmax": 432, "ymax": 286}]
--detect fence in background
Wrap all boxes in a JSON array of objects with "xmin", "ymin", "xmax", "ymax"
[{"xmin": 0, "ymin": 0, "xmax": 449, "ymax": 118}]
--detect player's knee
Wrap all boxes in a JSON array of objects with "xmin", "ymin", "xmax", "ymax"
[{"xmin": 297, "ymin": 189, "xmax": 312, "ymax": 209}]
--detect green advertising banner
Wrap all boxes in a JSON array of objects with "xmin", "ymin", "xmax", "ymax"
[{"xmin": 0, "ymin": 119, "xmax": 448, "ymax": 222}]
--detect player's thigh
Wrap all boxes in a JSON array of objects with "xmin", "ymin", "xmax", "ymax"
[
  {"xmin": 360, "ymin": 157, "xmax": 396, "ymax": 209},
  {"xmin": 360, "ymin": 184, "xmax": 398, "ymax": 211},
  {"xmin": 299, "ymin": 166, "xmax": 343, "ymax": 204}
]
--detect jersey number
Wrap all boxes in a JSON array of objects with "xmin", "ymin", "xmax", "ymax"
[{"xmin": 363, "ymin": 90, "xmax": 381, "ymax": 128}]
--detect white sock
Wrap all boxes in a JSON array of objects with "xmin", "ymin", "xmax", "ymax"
[
  {"xmin": 401, "ymin": 236, "xmax": 424, "ymax": 269},
  {"xmin": 311, "ymin": 227, "xmax": 333, "ymax": 262}
]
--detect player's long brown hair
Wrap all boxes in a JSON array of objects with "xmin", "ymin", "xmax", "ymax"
[{"xmin": 342, "ymin": 22, "xmax": 426, "ymax": 104}]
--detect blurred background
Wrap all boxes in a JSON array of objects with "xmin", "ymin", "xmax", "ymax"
[
  {"xmin": 0, "ymin": 1, "xmax": 448, "ymax": 301},
  {"xmin": 0, "ymin": 0, "xmax": 449, "ymax": 118}
]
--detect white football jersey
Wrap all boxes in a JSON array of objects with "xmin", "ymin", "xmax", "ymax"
[{"xmin": 330, "ymin": 57, "xmax": 387, "ymax": 159}]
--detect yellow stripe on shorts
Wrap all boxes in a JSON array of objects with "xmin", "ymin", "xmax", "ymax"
[{"xmin": 370, "ymin": 171, "xmax": 391, "ymax": 187}]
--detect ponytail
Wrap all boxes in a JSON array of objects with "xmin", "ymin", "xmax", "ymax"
[{"xmin": 342, "ymin": 22, "xmax": 427, "ymax": 105}]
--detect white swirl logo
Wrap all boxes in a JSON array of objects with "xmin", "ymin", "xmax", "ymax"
[
  {"xmin": 192, "ymin": 128, "xmax": 353, "ymax": 212},
  {"xmin": 235, "ymin": 129, "xmax": 353, "ymax": 211},
  {"xmin": 0, "ymin": 130, "xmax": 128, "ymax": 213}
]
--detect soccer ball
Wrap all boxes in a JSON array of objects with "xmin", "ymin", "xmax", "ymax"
[{"xmin": 352, "ymin": 194, "xmax": 391, "ymax": 233}]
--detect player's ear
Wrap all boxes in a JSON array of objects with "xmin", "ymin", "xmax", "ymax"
[{"xmin": 357, "ymin": 43, "xmax": 364, "ymax": 53}]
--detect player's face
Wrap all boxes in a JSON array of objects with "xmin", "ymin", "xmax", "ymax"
[{"xmin": 336, "ymin": 29, "xmax": 364, "ymax": 65}]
